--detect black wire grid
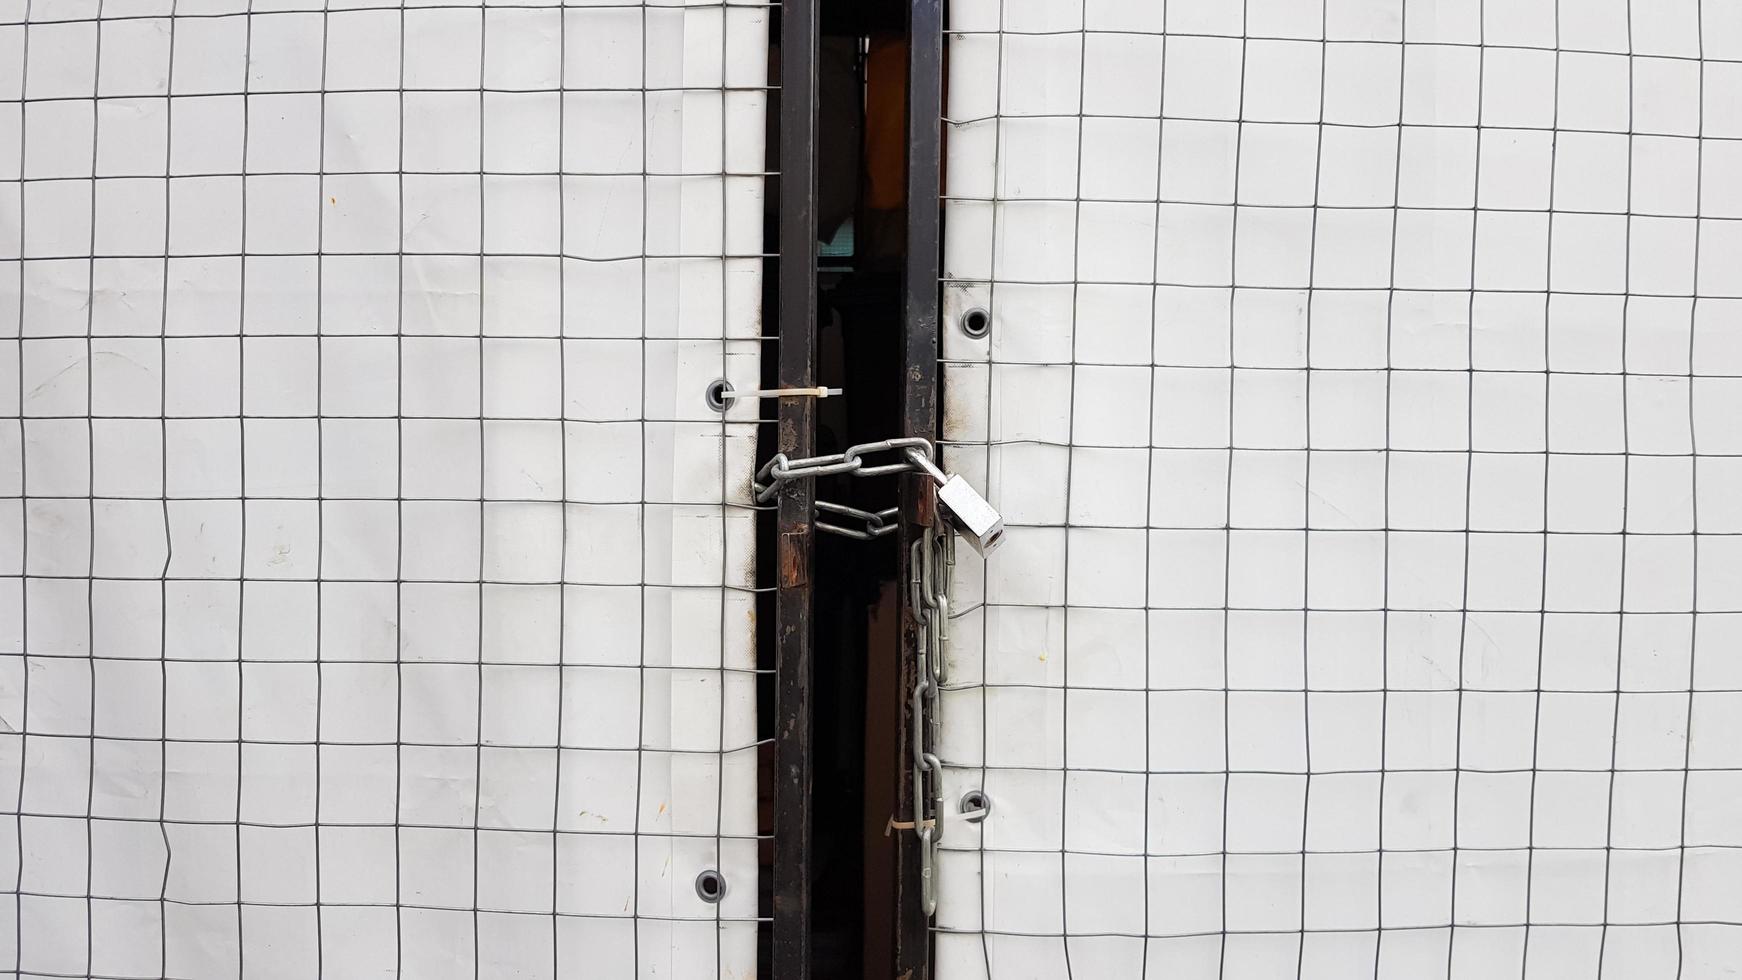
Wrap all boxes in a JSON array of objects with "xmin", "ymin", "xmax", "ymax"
[
  {"xmin": 937, "ymin": 0, "xmax": 1742, "ymax": 977},
  {"xmin": 1, "ymin": 2, "xmax": 771, "ymax": 977}
]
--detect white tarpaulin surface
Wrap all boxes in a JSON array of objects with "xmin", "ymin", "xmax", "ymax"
[
  {"xmin": 0, "ymin": 2, "xmax": 765, "ymax": 977},
  {"xmin": 938, "ymin": 0, "xmax": 1742, "ymax": 977}
]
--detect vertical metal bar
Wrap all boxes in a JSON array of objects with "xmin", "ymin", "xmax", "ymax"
[
  {"xmin": 903, "ymin": 0, "xmax": 944, "ymax": 445},
  {"xmin": 773, "ymin": 0, "xmax": 819, "ymax": 974},
  {"xmin": 897, "ymin": 1, "xmax": 944, "ymax": 976}
]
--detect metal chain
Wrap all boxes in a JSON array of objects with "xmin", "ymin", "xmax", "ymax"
[
  {"xmin": 910, "ymin": 526, "xmax": 954, "ymax": 917},
  {"xmin": 754, "ymin": 436, "xmax": 938, "ymax": 541},
  {"xmin": 761, "ymin": 432, "xmax": 956, "ymax": 912},
  {"xmin": 751, "ymin": 436, "xmax": 935, "ymax": 504}
]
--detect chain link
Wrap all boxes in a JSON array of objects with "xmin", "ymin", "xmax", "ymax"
[{"xmin": 813, "ymin": 501, "xmax": 900, "ymax": 541}]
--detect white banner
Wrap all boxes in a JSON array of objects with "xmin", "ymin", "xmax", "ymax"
[
  {"xmin": 937, "ymin": 0, "xmax": 1742, "ymax": 976},
  {"xmin": 0, "ymin": 3, "xmax": 766, "ymax": 977}
]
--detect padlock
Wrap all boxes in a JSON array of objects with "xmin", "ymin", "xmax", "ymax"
[{"xmin": 906, "ymin": 450, "xmax": 1005, "ymax": 555}]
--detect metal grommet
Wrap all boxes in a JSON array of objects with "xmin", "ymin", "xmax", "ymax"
[
  {"xmin": 959, "ymin": 307, "xmax": 991, "ymax": 339},
  {"xmin": 704, "ymin": 379, "xmax": 733, "ymax": 413},
  {"xmin": 694, "ymin": 869, "xmax": 727, "ymax": 904},
  {"xmin": 959, "ymin": 789, "xmax": 991, "ymax": 823}
]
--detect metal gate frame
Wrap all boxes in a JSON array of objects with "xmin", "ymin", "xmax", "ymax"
[{"xmin": 769, "ymin": 0, "xmax": 943, "ymax": 974}]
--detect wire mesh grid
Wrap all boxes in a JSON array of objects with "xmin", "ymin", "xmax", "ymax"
[
  {"xmin": 937, "ymin": 0, "xmax": 1742, "ymax": 976},
  {"xmin": 0, "ymin": 1, "xmax": 770, "ymax": 976}
]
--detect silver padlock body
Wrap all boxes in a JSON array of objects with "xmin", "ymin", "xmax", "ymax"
[{"xmin": 937, "ymin": 475, "xmax": 1005, "ymax": 555}]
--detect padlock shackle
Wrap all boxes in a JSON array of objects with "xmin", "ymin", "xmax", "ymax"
[{"xmin": 903, "ymin": 447, "xmax": 949, "ymax": 485}]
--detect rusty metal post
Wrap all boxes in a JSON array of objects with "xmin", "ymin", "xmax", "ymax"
[{"xmin": 772, "ymin": 0, "xmax": 820, "ymax": 974}]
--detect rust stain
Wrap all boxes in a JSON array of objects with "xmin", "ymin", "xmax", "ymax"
[
  {"xmin": 778, "ymin": 529, "xmax": 809, "ymax": 588},
  {"xmin": 914, "ymin": 482, "xmax": 936, "ymax": 527}
]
